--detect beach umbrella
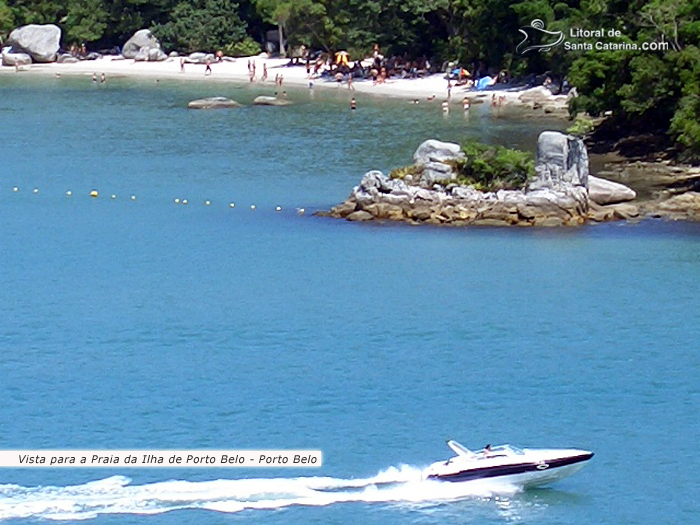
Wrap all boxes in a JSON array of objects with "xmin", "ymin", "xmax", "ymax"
[{"xmin": 335, "ymin": 50, "xmax": 350, "ymax": 65}]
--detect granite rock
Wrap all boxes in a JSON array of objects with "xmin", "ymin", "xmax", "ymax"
[{"xmin": 7, "ymin": 24, "xmax": 61, "ymax": 62}]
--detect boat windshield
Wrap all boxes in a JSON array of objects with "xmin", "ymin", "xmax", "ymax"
[{"xmin": 478, "ymin": 444, "xmax": 525, "ymax": 456}]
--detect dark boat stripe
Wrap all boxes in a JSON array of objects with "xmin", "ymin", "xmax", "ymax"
[{"xmin": 428, "ymin": 453, "xmax": 594, "ymax": 483}]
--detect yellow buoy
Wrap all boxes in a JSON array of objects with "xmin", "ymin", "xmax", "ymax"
[
  {"xmin": 174, "ymin": 198, "xmax": 180, "ymax": 204},
  {"xmin": 130, "ymin": 195, "xmax": 136, "ymax": 201},
  {"xmin": 229, "ymin": 202, "xmax": 235, "ymax": 208},
  {"xmin": 33, "ymin": 188, "xmax": 39, "ymax": 194},
  {"xmin": 250, "ymin": 205, "xmax": 256, "ymax": 210},
  {"xmin": 205, "ymin": 200, "xmax": 211, "ymax": 206},
  {"xmin": 66, "ymin": 190, "xmax": 72, "ymax": 196},
  {"xmin": 90, "ymin": 190, "xmax": 99, "ymax": 198},
  {"xmin": 182, "ymin": 199, "xmax": 188, "ymax": 205},
  {"xmin": 12, "ymin": 186, "xmax": 18, "ymax": 192}
]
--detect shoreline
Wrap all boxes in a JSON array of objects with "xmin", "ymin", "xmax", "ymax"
[{"xmin": 1, "ymin": 55, "xmax": 570, "ymax": 111}]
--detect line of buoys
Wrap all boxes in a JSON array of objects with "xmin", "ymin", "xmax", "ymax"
[{"xmin": 10, "ymin": 187, "xmax": 300, "ymax": 214}]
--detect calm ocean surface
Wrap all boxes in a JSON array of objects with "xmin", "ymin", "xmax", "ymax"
[{"xmin": 0, "ymin": 75, "xmax": 698, "ymax": 523}]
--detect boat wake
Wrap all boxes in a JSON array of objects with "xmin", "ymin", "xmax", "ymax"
[{"xmin": 0, "ymin": 466, "xmax": 522, "ymax": 520}]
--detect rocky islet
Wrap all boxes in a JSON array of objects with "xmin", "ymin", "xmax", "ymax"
[{"xmin": 320, "ymin": 131, "xmax": 700, "ymax": 227}]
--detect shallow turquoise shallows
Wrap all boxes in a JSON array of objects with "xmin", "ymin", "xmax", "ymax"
[{"xmin": 0, "ymin": 76, "xmax": 699, "ymax": 524}]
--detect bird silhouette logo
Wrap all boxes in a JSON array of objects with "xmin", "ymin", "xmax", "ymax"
[{"xmin": 516, "ymin": 19, "xmax": 565, "ymax": 54}]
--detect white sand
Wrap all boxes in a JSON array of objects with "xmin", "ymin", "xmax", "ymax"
[{"xmin": 3, "ymin": 55, "xmax": 567, "ymax": 109}]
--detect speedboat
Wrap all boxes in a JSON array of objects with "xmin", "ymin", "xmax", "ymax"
[{"xmin": 424, "ymin": 440, "xmax": 593, "ymax": 488}]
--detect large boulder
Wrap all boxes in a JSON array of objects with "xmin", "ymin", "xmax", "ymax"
[
  {"xmin": 420, "ymin": 161, "xmax": 457, "ymax": 187},
  {"xmin": 531, "ymin": 131, "xmax": 588, "ymax": 190},
  {"xmin": 413, "ymin": 139, "xmax": 465, "ymax": 165},
  {"xmin": 412, "ymin": 140, "xmax": 464, "ymax": 188},
  {"xmin": 587, "ymin": 175, "xmax": 636, "ymax": 205},
  {"xmin": 2, "ymin": 47, "xmax": 32, "ymax": 66},
  {"xmin": 134, "ymin": 46, "xmax": 167, "ymax": 62},
  {"xmin": 186, "ymin": 52, "xmax": 216, "ymax": 64},
  {"xmin": 7, "ymin": 24, "xmax": 61, "ymax": 62},
  {"xmin": 122, "ymin": 29, "xmax": 162, "ymax": 60}
]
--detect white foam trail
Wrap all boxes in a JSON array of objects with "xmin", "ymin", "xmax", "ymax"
[{"xmin": 0, "ymin": 467, "xmax": 522, "ymax": 521}]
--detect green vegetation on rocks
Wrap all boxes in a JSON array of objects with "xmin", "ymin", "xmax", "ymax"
[
  {"xmin": 389, "ymin": 165, "xmax": 419, "ymax": 180},
  {"xmin": 454, "ymin": 141, "xmax": 535, "ymax": 191},
  {"xmin": 567, "ymin": 115, "xmax": 596, "ymax": 137}
]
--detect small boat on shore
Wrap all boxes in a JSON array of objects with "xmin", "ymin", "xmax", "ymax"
[{"xmin": 424, "ymin": 440, "xmax": 593, "ymax": 488}]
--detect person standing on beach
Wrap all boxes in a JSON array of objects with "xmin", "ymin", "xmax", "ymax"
[
  {"xmin": 180, "ymin": 57, "xmax": 185, "ymax": 72},
  {"xmin": 248, "ymin": 60, "xmax": 255, "ymax": 82},
  {"xmin": 348, "ymin": 72, "xmax": 355, "ymax": 91},
  {"xmin": 447, "ymin": 78, "xmax": 452, "ymax": 99},
  {"xmin": 262, "ymin": 63, "xmax": 268, "ymax": 81},
  {"xmin": 205, "ymin": 59, "xmax": 212, "ymax": 75}
]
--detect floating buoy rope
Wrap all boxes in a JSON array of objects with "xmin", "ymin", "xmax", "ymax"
[{"xmin": 8, "ymin": 186, "xmax": 301, "ymax": 213}]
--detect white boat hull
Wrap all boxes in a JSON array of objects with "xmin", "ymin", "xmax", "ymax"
[{"xmin": 424, "ymin": 444, "xmax": 593, "ymax": 488}]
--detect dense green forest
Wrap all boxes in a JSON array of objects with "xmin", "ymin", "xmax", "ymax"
[{"xmin": 1, "ymin": 0, "xmax": 698, "ymax": 159}]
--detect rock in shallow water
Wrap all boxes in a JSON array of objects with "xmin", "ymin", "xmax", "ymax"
[
  {"xmin": 187, "ymin": 97, "xmax": 243, "ymax": 109},
  {"xmin": 655, "ymin": 192, "xmax": 700, "ymax": 220},
  {"xmin": 253, "ymin": 96, "xmax": 293, "ymax": 106}
]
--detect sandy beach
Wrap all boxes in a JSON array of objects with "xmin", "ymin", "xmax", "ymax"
[{"xmin": 2, "ymin": 54, "xmax": 570, "ymax": 111}]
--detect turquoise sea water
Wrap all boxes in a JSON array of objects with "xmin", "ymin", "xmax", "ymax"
[{"xmin": 0, "ymin": 76, "xmax": 699, "ymax": 523}]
